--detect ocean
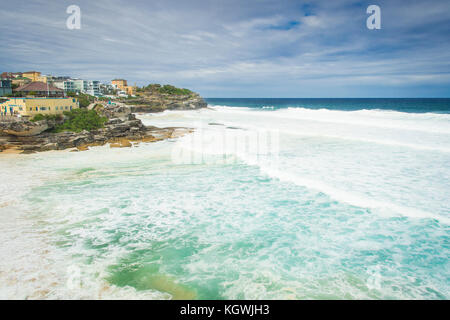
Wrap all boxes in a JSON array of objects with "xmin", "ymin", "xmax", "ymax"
[{"xmin": 0, "ymin": 98, "xmax": 449, "ymax": 299}]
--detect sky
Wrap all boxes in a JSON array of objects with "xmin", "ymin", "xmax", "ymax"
[{"xmin": 1, "ymin": 0, "xmax": 450, "ymax": 97}]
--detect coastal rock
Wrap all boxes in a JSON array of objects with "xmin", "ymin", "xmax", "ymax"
[
  {"xmin": 40, "ymin": 143, "xmax": 58, "ymax": 151},
  {"xmin": 110, "ymin": 138, "xmax": 132, "ymax": 148},
  {"xmin": 107, "ymin": 118, "xmax": 122, "ymax": 125},
  {"xmin": 0, "ymin": 120, "xmax": 49, "ymax": 136},
  {"xmin": 0, "ymin": 104, "xmax": 195, "ymax": 153},
  {"xmin": 77, "ymin": 145, "xmax": 89, "ymax": 151},
  {"xmin": 127, "ymin": 93, "xmax": 207, "ymax": 113}
]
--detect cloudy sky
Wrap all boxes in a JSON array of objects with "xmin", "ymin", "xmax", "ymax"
[{"xmin": 1, "ymin": 0, "xmax": 449, "ymax": 97}]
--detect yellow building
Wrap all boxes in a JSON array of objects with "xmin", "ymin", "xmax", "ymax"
[
  {"xmin": 37, "ymin": 75, "xmax": 48, "ymax": 83},
  {"xmin": 11, "ymin": 77, "xmax": 32, "ymax": 87},
  {"xmin": 22, "ymin": 71, "xmax": 46, "ymax": 82},
  {"xmin": 125, "ymin": 86, "xmax": 134, "ymax": 95},
  {"xmin": 111, "ymin": 79, "xmax": 134, "ymax": 95},
  {"xmin": 0, "ymin": 97, "xmax": 79, "ymax": 117},
  {"xmin": 111, "ymin": 79, "xmax": 128, "ymax": 89}
]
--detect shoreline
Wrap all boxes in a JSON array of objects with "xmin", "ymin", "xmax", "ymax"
[
  {"xmin": 0, "ymin": 105, "xmax": 197, "ymax": 155},
  {"xmin": 0, "ymin": 126, "xmax": 195, "ymax": 155}
]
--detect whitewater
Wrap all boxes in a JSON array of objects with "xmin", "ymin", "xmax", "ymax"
[{"xmin": 0, "ymin": 104, "xmax": 449, "ymax": 299}]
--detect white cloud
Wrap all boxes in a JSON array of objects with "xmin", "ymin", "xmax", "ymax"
[{"xmin": 1, "ymin": 0, "xmax": 449, "ymax": 97}]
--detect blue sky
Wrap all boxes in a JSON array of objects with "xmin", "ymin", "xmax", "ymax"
[{"xmin": 1, "ymin": 0, "xmax": 449, "ymax": 97}]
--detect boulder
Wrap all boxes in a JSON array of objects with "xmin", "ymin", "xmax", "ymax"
[{"xmin": 1, "ymin": 120, "xmax": 49, "ymax": 136}]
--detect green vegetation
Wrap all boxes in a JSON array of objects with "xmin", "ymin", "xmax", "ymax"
[
  {"xmin": 159, "ymin": 85, "xmax": 192, "ymax": 95},
  {"xmin": 97, "ymin": 96, "xmax": 111, "ymax": 102},
  {"xmin": 66, "ymin": 91, "xmax": 95, "ymax": 108},
  {"xmin": 30, "ymin": 114, "xmax": 64, "ymax": 122},
  {"xmin": 142, "ymin": 84, "xmax": 193, "ymax": 95},
  {"xmin": 53, "ymin": 109, "xmax": 107, "ymax": 133}
]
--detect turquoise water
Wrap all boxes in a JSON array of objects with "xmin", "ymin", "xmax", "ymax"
[{"xmin": 0, "ymin": 100, "xmax": 449, "ymax": 299}]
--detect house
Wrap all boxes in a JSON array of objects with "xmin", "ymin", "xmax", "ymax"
[
  {"xmin": 53, "ymin": 79, "xmax": 84, "ymax": 92},
  {"xmin": 0, "ymin": 97, "xmax": 79, "ymax": 117},
  {"xmin": 53, "ymin": 79, "xmax": 100, "ymax": 96},
  {"xmin": 112, "ymin": 78, "xmax": 134, "ymax": 95},
  {"xmin": 117, "ymin": 90, "xmax": 128, "ymax": 97},
  {"xmin": 111, "ymin": 79, "xmax": 128, "ymax": 89},
  {"xmin": 0, "ymin": 78, "xmax": 12, "ymax": 96},
  {"xmin": 11, "ymin": 77, "xmax": 31, "ymax": 87},
  {"xmin": 15, "ymin": 81, "xmax": 64, "ymax": 97},
  {"xmin": 0, "ymin": 72, "xmax": 21, "ymax": 79},
  {"xmin": 83, "ymin": 80, "xmax": 100, "ymax": 96},
  {"xmin": 22, "ymin": 71, "xmax": 47, "ymax": 83}
]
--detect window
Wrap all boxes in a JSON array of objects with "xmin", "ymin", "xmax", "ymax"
[
  {"xmin": 29, "ymin": 108, "xmax": 32, "ymax": 111},
  {"xmin": 65, "ymin": 106, "xmax": 68, "ymax": 110},
  {"xmin": 40, "ymin": 107, "xmax": 47, "ymax": 111},
  {"xmin": 35, "ymin": 107, "xmax": 38, "ymax": 111}
]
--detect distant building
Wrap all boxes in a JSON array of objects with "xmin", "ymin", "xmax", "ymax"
[
  {"xmin": 69, "ymin": 79, "xmax": 84, "ymax": 92},
  {"xmin": 111, "ymin": 79, "xmax": 128, "ymax": 89},
  {"xmin": 1, "ymin": 71, "xmax": 47, "ymax": 83},
  {"xmin": 0, "ymin": 72, "xmax": 21, "ymax": 79},
  {"xmin": 117, "ymin": 90, "xmax": 128, "ymax": 97},
  {"xmin": 111, "ymin": 78, "xmax": 134, "ymax": 95},
  {"xmin": 99, "ymin": 83, "xmax": 116, "ymax": 95},
  {"xmin": 0, "ymin": 97, "xmax": 79, "ymax": 117},
  {"xmin": 0, "ymin": 78, "xmax": 12, "ymax": 96},
  {"xmin": 21, "ymin": 71, "xmax": 47, "ymax": 83},
  {"xmin": 52, "ymin": 81, "xmax": 66, "ymax": 91},
  {"xmin": 53, "ymin": 79, "xmax": 100, "ymax": 96},
  {"xmin": 15, "ymin": 81, "xmax": 64, "ymax": 97},
  {"xmin": 46, "ymin": 75, "xmax": 71, "ymax": 85},
  {"xmin": 11, "ymin": 77, "xmax": 31, "ymax": 87},
  {"xmin": 83, "ymin": 80, "xmax": 100, "ymax": 96}
]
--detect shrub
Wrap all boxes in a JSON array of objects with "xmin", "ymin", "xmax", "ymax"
[
  {"xmin": 143, "ymin": 84, "xmax": 193, "ymax": 95},
  {"xmin": 30, "ymin": 114, "xmax": 46, "ymax": 122},
  {"xmin": 158, "ymin": 85, "xmax": 192, "ymax": 95},
  {"xmin": 30, "ymin": 114, "xmax": 64, "ymax": 122},
  {"xmin": 66, "ymin": 92, "xmax": 95, "ymax": 108},
  {"xmin": 53, "ymin": 109, "xmax": 107, "ymax": 132}
]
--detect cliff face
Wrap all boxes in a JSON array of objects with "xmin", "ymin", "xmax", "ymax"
[{"xmin": 123, "ymin": 91, "xmax": 207, "ymax": 113}]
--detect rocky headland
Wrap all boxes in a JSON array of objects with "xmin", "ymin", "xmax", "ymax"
[
  {"xmin": 0, "ymin": 104, "xmax": 194, "ymax": 154},
  {"xmin": 120, "ymin": 84, "xmax": 207, "ymax": 113}
]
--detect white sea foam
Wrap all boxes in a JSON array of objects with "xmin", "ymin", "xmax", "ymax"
[
  {"xmin": 257, "ymin": 165, "xmax": 450, "ymax": 224},
  {"xmin": 1, "ymin": 105, "xmax": 449, "ymax": 299},
  {"xmin": 164, "ymin": 106, "xmax": 450, "ymax": 224}
]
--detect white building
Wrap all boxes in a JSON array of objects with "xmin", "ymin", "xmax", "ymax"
[
  {"xmin": 117, "ymin": 90, "xmax": 128, "ymax": 97},
  {"xmin": 53, "ymin": 79, "xmax": 100, "ymax": 96},
  {"xmin": 83, "ymin": 80, "xmax": 100, "ymax": 96}
]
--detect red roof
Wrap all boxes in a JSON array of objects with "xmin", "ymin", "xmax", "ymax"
[
  {"xmin": 1, "ymin": 72, "xmax": 13, "ymax": 79},
  {"xmin": 16, "ymin": 81, "xmax": 63, "ymax": 92}
]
